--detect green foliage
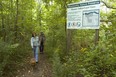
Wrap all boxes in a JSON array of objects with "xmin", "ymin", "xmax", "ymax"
[
  {"xmin": 0, "ymin": 39, "xmax": 30, "ymax": 77},
  {"xmin": 78, "ymin": 40, "xmax": 116, "ymax": 77},
  {"xmin": 54, "ymin": 46, "xmax": 115, "ymax": 77},
  {"xmin": 52, "ymin": 34, "xmax": 116, "ymax": 77},
  {"xmin": 52, "ymin": 52, "xmax": 64, "ymax": 77},
  {"xmin": 0, "ymin": 40, "xmax": 17, "ymax": 76}
]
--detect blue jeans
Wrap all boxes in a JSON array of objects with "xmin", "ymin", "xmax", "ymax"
[{"xmin": 33, "ymin": 46, "xmax": 39, "ymax": 62}]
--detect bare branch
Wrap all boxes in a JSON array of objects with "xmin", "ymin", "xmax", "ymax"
[
  {"xmin": 100, "ymin": 19, "xmax": 116, "ymax": 22},
  {"xmin": 101, "ymin": 0, "xmax": 116, "ymax": 9}
]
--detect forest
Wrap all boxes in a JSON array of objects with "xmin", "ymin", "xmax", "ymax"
[{"xmin": 0, "ymin": 0, "xmax": 116, "ymax": 77}]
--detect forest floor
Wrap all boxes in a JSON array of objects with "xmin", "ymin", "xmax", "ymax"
[{"xmin": 16, "ymin": 53, "xmax": 52, "ymax": 77}]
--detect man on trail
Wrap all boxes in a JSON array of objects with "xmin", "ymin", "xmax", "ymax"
[{"xmin": 39, "ymin": 32, "xmax": 45, "ymax": 54}]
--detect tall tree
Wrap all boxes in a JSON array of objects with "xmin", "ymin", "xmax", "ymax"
[{"xmin": 14, "ymin": 0, "xmax": 19, "ymax": 40}]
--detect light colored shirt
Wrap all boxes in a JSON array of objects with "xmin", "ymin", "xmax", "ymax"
[{"xmin": 31, "ymin": 36, "xmax": 39, "ymax": 48}]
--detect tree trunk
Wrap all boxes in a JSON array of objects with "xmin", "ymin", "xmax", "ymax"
[
  {"xmin": 37, "ymin": 1, "xmax": 42, "ymax": 30},
  {"xmin": 14, "ymin": 0, "xmax": 19, "ymax": 40},
  {"xmin": 1, "ymin": 1, "xmax": 6, "ymax": 41},
  {"xmin": 39, "ymin": 10, "xmax": 42, "ymax": 27},
  {"xmin": 62, "ymin": 0, "xmax": 71, "ymax": 52}
]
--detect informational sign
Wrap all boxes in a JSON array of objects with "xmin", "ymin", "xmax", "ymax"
[{"xmin": 67, "ymin": 0, "xmax": 100, "ymax": 29}]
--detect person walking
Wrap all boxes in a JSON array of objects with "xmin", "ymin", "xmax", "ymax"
[
  {"xmin": 39, "ymin": 32, "xmax": 45, "ymax": 54},
  {"xmin": 31, "ymin": 32, "xmax": 40, "ymax": 63}
]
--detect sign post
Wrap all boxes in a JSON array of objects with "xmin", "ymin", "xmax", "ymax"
[{"xmin": 95, "ymin": 29, "xmax": 99, "ymax": 45}]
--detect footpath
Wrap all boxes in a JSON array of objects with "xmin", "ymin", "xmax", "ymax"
[{"xmin": 16, "ymin": 53, "xmax": 52, "ymax": 77}]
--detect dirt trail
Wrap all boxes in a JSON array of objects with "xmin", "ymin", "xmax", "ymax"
[{"xmin": 16, "ymin": 53, "xmax": 52, "ymax": 77}]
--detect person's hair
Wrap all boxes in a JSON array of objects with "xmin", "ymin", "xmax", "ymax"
[
  {"xmin": 40, "ymin": 32, "xmax": 44, "ymax": 36},
  {"xmin": 32, "ymin": 32, "xmax": 36, "ymax": 37},
  {"xmin": 32, "ymin": 34, "xmax": 34, "ymax": 37}
]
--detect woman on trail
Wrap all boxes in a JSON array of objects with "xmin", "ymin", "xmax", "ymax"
[
  {"xmin": 31, "ymin": 32, "xmax": 39, "ymax": 63},
  {"xmin": 39, "ymin": 32, "xmax": 45, "ymax": 54}
]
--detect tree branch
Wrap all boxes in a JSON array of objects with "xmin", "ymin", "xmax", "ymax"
[
  {"xmin": 101, "ymin": 0, "xmax": 116, "ymax": 9},
  {"xmin": 100, "ymin": 19, "xmax": 116, "ymax": 22}
]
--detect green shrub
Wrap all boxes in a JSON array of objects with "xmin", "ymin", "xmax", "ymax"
[
  {"xmin": 60, "ymin": 40, "xmax": 116, "ymax": 77},
  {"xmin": 79, "ymin": 41, "xmax": 116, "ymax": 77},
  {"xmin": 0, "ymin": 40, "xmax": 17, "ymax": 77},
  {"xmin": 52, "ymin": 34, "xmax": 116, "ymax": 77},
  {"xmin": 52, "ymin": 52, "xmax": 64, "ymax": 77},
  {"xmin": 0, "ymin": 40, "xmax": 30, "ymax": 77}
]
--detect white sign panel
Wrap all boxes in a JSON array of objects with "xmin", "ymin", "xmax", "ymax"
[{"xmin": 67, "ymin": 0, "xmax": 100, "ymax": 29}]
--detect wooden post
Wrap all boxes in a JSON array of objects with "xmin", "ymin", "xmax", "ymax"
[
  {"xmin": 95, "ymin": 29, "xmax": 99, "ymax": 46},
  {"xmin": 66, "ymin": 30, "xmax": 71, "ymax": 52}
]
